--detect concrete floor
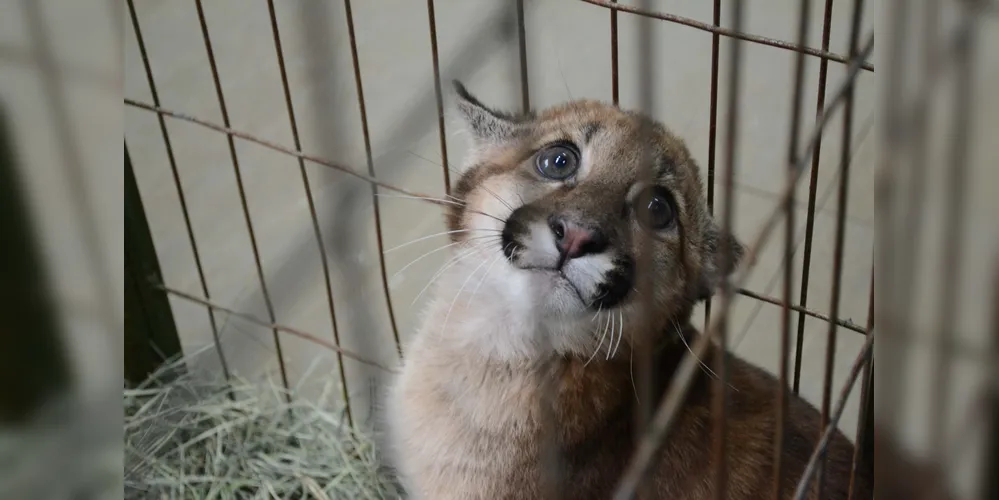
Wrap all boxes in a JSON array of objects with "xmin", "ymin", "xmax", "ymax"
[{"xmin": 119, "ymin": 1, "xmax": 998, "ymax": 494}]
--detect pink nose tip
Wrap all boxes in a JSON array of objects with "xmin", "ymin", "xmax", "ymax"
[{"xmin": 549, "ymin": 217, "xmax": 607, "ymax": 263}]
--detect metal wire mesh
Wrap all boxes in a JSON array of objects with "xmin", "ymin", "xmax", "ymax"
[{"xmin": 120, "ymin": 0, "xmax": 998, "ymax": 498}]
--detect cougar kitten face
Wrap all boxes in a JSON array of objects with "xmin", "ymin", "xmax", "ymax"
[{"xmin": 444, "ymin": 82, "xmax": 742, "ymax": 358}]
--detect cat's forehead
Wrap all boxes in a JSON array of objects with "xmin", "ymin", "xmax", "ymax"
[{"xmin": 528, "ymin": 100, "xmax": 697, "ymax": 185}]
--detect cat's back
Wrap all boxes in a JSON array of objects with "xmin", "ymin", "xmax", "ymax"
[{"xmin": 649, "ymin": 355, "xmax": 872, "ymax": 499}]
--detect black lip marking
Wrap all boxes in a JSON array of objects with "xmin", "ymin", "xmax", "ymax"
[
  {"xmin": 501, "ymin": 222, "xmax": 524, "ymax": 260},
  {"xmin": 590, "ymin": 257, "xmax": 635, "ymax": 310},
  {"xmin": 502, "ymin": 204, "xmax": 540, "ymax": 262}
]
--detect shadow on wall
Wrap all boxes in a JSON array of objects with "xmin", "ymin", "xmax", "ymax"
[{"xmin": 219, "ymin": 1, "xmax": 522, "ymax": 417}]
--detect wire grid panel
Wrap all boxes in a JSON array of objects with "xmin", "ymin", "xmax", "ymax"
[{"xmin": 120, "ymin": 0, "xmax": 990, "ymax": 498}]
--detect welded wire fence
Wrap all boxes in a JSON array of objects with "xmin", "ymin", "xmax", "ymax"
[{"xmin": 121, "ymin": 0, "xmax": 998, "ymax": 498}]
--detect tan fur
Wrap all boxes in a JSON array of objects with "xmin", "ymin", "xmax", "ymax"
[{"xmin": 385, "ymin": 85, "xmax": 872, "ymax": 499}]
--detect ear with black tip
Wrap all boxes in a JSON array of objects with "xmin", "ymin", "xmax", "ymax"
[
  {"xmin": 695, "ymin": 217, "xmax": 745, "ymax": 301},
  {"xmin": 452, "ymin": 80, "xmax": 522, "ymax": 146}
]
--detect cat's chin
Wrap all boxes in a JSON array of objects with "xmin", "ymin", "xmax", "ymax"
[{"xmin": 518, "ymin": 269, "xmax": 594, "ymax": 317}]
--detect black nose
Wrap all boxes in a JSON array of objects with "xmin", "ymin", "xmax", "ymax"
[{"xmin": 548, "ymin": 216, "xmax": 607, "ymax": 262}]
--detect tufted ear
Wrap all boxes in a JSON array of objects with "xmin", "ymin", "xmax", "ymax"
[
  {"xmin": 452, "ymin": 80, "xmax": 524, "ymax": 147},
  {"xmin": 695, "ymin": 217, "xmax": 745, "ymax": 301}
]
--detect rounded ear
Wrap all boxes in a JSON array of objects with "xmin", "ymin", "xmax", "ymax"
[
  {"xmin": 452, "ymin": 80, "xmax": 525, "ymax": 147},
  {"xmin": 695, "ymin": 217, "xmax": 745, "ymax": 301}
]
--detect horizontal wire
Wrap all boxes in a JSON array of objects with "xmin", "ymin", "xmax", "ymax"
[
  {"xmin": 124, "ymin": 98, "xmax": 449, "ymax": 207},
  {"xmin": 612, "ymin": 32, "xmax": 875, "ymax": 499},
  {"xmin": 578, "ymin": 0, "xmax": 874, "ymax": 72},
  {"xmin": 792, "ymin": 332, "xmax": 874, "ymax": 499},
  {"xmin": 736, "ymin": 288, "xmax": 865, "ymax": 334},
  {"xmin": 159, "ymin": 284, "xmax": 397, "ymax": 374},
  {"xmin": 129, "ymin": 35, "xmax": 877, "ymax": 435}
]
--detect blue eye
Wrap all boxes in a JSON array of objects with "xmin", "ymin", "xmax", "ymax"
[{"xmin": 535, "ymin": 144, "xmax": 580, "ymax": 180}]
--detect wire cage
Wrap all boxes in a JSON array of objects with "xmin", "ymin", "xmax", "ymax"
[{"xmin": 120, "ymin": 0, "xmax": 998, "ymax": 498}]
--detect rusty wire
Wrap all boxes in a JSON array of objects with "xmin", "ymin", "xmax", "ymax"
[
  {"xmin": 702, "ymin": 0, "xmax": 722, "ymax": 329},
  {"xmin": 609, "ymin": 0, "xmax": 619, "ymax": 105},
  {"xmin": 579, "ymin": 0, "xmax": 874, "ymax": 72},
  {"xmin": 632, "ymin": 2, "xmax": 658, "ymax": 498},
  {"xmin": 516, "ymin": 0, "xmax": 530, "ymax": 113},
  {"xmin": 264, "ymin": 0, "xmax": 353, "ymax": 426},
  {"xmin": 125, "ymin": 0, "xmax": 230, "ymax": 381},
  {"xmin": 342, "ymin": 0, "xmax": 403, "ymax": 359},
  {"xmin": 611, "ymin": 32, "xmax": 875, "ymax": 499},
  {"xmin": 792, "ymin": 0, "xmax": 837, "ymax": 394},
  {"xmin": 159, "ymin": 285, "xmax": 396, "ymax": 374},
  {"xmin": 120, "ymin": 1, "xmax": 999, "ymax": 497},
  {"xmin": 426, "ymin": 0, "xmax": 451, "ymax": 195},
  {"xmin": 847, "ymin": 274, "xmax": 875, "ymax": 500},
  {"xmin": 709, "ymin": 0, "xmax": 745, "ymax": 495},
  {"xmin": 774, "ymin": 0, "xmax": 813, "ymax": 496},
  {"xmin": 123, "ymin": 99, "xmax": 448, "ymax": 204},
  {"xmin": 792, "ymin": 327, "xmax": 875, "ymax": 500},
  {"xmin": 193, "ymin": 0, "xmax": 290, "ymax": 394},
  {"xmin": 815, "ymin": 1, "xmax": 865, "ymax": 495}
]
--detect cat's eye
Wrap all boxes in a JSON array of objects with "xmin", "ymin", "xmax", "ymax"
[
  {"xmin": 535, "ymin": 143, "xmax": 580, "ymax": 180},
  {"xmin": 633, "ymin": 186, "xmax": 676, "ymax": 230}
]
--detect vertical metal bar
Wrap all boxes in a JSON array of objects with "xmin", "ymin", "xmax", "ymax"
[
  {"xmin": 342, "ymin": 0, "xmax": 404, "ymax": 358},
  {"xmin": 193, "ymin": 0, "xmax": 290, "ymax": 393},
  {"xmin": 847, "ymin": 274, "xmax": 874, "ymax": 500},
  {"xmin": 815, "ymin": 0, "xmax": 863, "ymax": 496},
  {"xmin": 126, "ymin": 0, "xmax": 231, "ymax": 380},
  {"xmin": 265, "ymin": 0, "xmax": 352, "ymax": 426},
  {"xmin": 792, "ymin": 0, "xmax": 835, "ymax": 394},
  {"xmin": 791, "ymin": 327, "xmax": 873, "ymax": 500},
  {"xmin": 875, "ymin": 0, "xmax": 909, "ymax": 440},
  {"xmin": 426, "ymin": 0, "xmax": 451, "ymax": 195},
  {"xmin": 609, "ymin": 0, "xmax": 619, "ymax": 105},
  {"xmin": 930, "ymin": 2, "xmax": 976, "ymax": 462},
  {"xmin": 898, "ymin": 0, "xmax": 940, "ymax": 448},
  {"xmin": 712, "ymin": 0, "xmax": 746, "ymax": 497},
  {"xmin": 516, "ymin": 0, "xmax": 530, "ymax": 112},
  {"xmin": 703, "ymin": 0, "xmax": 721, "ymax": 328},
  {"xmin": 635, "ymin": 1, "xmax": 657, "ymax": 496},
  {"xmin": 774, "ymin": 0, "xmax": 812, "ymax": 496}
]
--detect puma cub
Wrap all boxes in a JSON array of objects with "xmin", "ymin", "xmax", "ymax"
[{"xmin": 385, "ymin": 83, "xmax": 871, "ymax": 500}]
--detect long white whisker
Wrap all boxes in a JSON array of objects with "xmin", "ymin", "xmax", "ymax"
[
  {"xmin": 376, "ymin": 193, "xmax": 466, "ymax": 207},
  {"xmin": 605, "ymin": 312, "xmax": 616, "ymax": 360},
  {"xmin": 468, "ymin": 251, "xmax": 505, "ymax": 304},
  {"xmin": 384, "ymin": 228, "xmax": 499, "ymax": 253},
  {"xmin": 612, "ymin": 310, "xmax": 625, "ymax": 358},
  {"xmin": 391, "ymin": 235, "xmax": 496, "ymax": 280},
  {"xmin": 681, "ymin": 334, "xmax": 718, "ymax": 379},
  {"xmin": 479, "ymin": 184, "xmax": 514, "ymax": 212},
  {"xmin": 466, "ymin": 208, "xmax": 508, "ymax": 225},
  {"xmin": 411, "ymin": 240, "xmax": 497, "ymax": 305},
  {"xmin": 378, "ymin": 185, "xmax": 508, "ymax": 224},
  {"xmin": 630, "ymin": 337, "xmax": 639, "ymax": 403},
  {"xmin": 439, "ymin": 255, "xmax": 494, "ymax": 340},
  {"xmin": 585, "ymin": 308, "xmax": 609, "ymax": 367},
  {"xmin": 672, "ymin": 318, "xmax": 735, "ymax": 391}
]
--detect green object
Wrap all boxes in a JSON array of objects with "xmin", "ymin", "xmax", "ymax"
[{"xmin": 124, "ymin": 143, "xmax": 182, "ymax": 385}]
